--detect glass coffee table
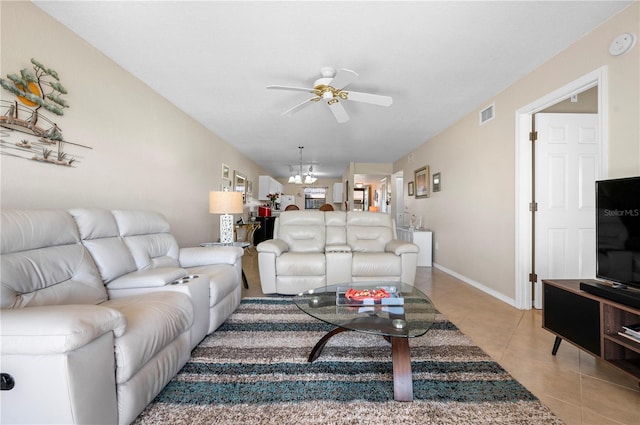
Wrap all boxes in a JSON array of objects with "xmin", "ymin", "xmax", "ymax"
[{"xmin": 293, "ymin": 282, "xmax": 436, "ymax": 402}]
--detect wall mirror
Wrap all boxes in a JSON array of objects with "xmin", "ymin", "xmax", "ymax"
[{"xmin": 234, "ymin": 171, "xmax": 247, "ymax": 203}]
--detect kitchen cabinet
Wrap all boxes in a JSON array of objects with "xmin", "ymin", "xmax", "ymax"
[
  {"xmin": 258, "ymin": 176, "xmax": 283, "ymax": 200},
  {"xmin": 333, "ymin": 182, "xmax": 343, "ymax": 204}
]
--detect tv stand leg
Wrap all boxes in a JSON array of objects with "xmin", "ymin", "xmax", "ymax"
[{"xmin": 552, "ymin": 336, "xmax": 562, "ymax": 355}]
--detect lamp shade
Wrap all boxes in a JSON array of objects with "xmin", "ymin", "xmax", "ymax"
[{"xmin": 209, "ymin": 191, "xmax": 244, "ymax": 214}]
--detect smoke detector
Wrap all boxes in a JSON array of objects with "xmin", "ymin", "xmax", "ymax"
[{"xmin": 609, "ymin": 33, "xmax": 636, "ymax": 56}]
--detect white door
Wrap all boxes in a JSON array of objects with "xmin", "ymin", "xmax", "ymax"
[{"xmin": 534, "ymin": 113, "xmax": 600, "ymax": 308}]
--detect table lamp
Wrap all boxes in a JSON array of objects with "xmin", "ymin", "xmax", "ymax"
[{"xmin": 209, "ymin": 191, "xmax": 244, "ymax": 243}]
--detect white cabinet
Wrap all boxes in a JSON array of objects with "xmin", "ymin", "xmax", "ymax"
[
  {"xmin": 258, "ymin": 176, "xmax": 283, "ymax": 200},
  {"xmin": 332, "ymin": 182, "xmax": 343, "ymax": 204},
  {"xmin": 396, "ymin": 227, "xmax": 432, "ymax": 267}
]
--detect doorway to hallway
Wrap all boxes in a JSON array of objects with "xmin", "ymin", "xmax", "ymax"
[{"xmin": 514, "ymin": 67, "xmax": 608, "ymax": 309}]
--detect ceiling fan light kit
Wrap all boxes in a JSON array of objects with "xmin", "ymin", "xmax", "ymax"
[{"xmin": 267, "ymin": 67, "xmax": 393, "ymax": 123}]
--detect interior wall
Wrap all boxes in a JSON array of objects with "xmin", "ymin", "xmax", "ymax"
[
  {"xmin": 394, "ymin": 3, "xmax": 639, "ymax": 304},
  {"xmin": 542, "ymin": 86, "xmax": 598, "ymax": 113},
  {"xmin": 0, "ymin": 1, "xmax": 268, "ymax": 246}
]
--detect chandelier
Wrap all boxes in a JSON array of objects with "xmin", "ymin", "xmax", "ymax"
[{"xmin": 288, "ymin": 146, "xmax": 317, "ymax": 184}]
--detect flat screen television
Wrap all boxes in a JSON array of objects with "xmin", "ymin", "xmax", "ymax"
[{"xmin": 596, "ymin": 176, "xmax": 640, "ymax": 290}]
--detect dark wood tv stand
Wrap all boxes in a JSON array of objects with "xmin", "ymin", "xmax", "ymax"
[{"xmin": 542, "ymin": 279, "xmax": 640, "ymax": 383}]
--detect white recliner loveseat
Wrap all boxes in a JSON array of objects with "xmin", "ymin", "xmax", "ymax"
[
  {"xmin": 257, "ymin": 211, "xmax": 419, "ymax": 294},
  {"xmin": 0, "ymin": 208, "xmax": 243, "ymax": 425}
]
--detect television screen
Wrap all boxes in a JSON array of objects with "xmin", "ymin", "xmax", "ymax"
[{"xmin": 596, "ymin": 176, "xmax": 640, "ymax": 289}]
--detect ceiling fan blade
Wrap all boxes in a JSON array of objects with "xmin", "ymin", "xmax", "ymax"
[
  {"xmin": 328, "ymin": 68, "xmax": 358, "ymax": 90},
  {"xmin": 267, "ymin": 85, "xmax": 316, "ymax": 93},
  {"xmin": 281, "ymin": 97, "xmax": 318, "ymax": 116},
  {"xmin": 328, "ymin": 100, "xmax": 349, "ymax": 123},
  {"xmin": 343, "ymin": 90, "xmax": 393, "ymax": 107}
]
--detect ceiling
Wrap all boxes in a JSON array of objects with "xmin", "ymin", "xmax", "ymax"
[{"xmin": 34, "ymin": 1, "xmax": 631, "ymax": 179}]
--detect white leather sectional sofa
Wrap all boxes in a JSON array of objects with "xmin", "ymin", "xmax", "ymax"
[
  {"xmin": 0, "ymin": 208, "xmax": 243, "ymax": 425},
  {"xmin": 257, "ymin": 211, "xmax": 419, "ymax": 294}
]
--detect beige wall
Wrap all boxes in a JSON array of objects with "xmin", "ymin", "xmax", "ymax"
[
  {"xmin": 542, "ymin": 86, "xmax": 598, "ymax": 113},
  {"xmin": 0, "ymin": 1, "xmax": 267, "ymax": 246},
  {"xmin": 394, "ymin": 3, "xmax": 639, "ymax": 303},
  {"xmin": 353, "ymin": 162, "xmax": 393, "ymax": 175}
]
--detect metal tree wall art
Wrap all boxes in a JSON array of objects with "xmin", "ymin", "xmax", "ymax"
[{"xmin": 0, "ymin": 58, "xmax": 91, "ymax": 166}]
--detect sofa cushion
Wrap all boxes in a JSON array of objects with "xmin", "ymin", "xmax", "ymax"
[
  {"xmin": 112, "ymin": 210, "xmax": 171, "ymax": 236},
  {"xmin": 277, "ymin": 252, "xmax": 326, "ymax": 276},
  {"xmin": 69, "ymin": 208, "xmax": 119, "ymax": 240},
  {"xmin": 346, "ymin": 212, "xmax": 394, "ymax": 252},
  {"xmin": 121, "ymin": 234, "xmax": 181, "ymax": 270},
  {"xmin": 276, "ymin": 211, "xmax": 326, "ymax": 253},
  {"xmin": 352, "ymin": 252, "xmax": 402, "ymax": 277},
  {"xmin": 1, "ymin": 210, "xmax": 108, "ymax": 309},
  {"xmin": 82, "ymin": 237, "xmax": 139, "ymax": 283},
  {"xmin": 280, "ymin": 227, "xmax": 326, "ymax": 252},
  {"xmin": 102, "ymin": 291, "xmax": 193, "ymax": 384},
  {"xmin": 112, "ymin": 210, "xmax": 181, "ymax": 270},
  {"xmin": 185, "ymin": 264, "xmax": 239, "ymax": 307},
  {"xmin": 0, "ymin": 304, "xmax": 126, "ymax": 354},
  {"xmin": 1, "ymin": 210, "xmax": 79, "ymax": 253},
  {"xmin": 68, "ymin": 208, "xmax": 138, "ymax": 283},
  {"xmin": 325, "ymin": 211, "xmax": 347, "ymax": 245}
]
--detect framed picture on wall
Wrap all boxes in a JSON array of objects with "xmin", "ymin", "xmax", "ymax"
[
  {"xmin": 407, "ymin": 181, "xmax": 414, "ymax": 196},
  {"xmin": 234, "ymin": 171, "xmax": 247, "ymax": 203},
  {"xmin": 221, "ymin": 163, "xmax": 230, "ymax": 180},
  {"xmin": 433, "ymin": 172, "xmax": 441, "ymax": 192},
  {"xmin": 414, "ymin": 166, "xmax": 429, "ymax": 198}
]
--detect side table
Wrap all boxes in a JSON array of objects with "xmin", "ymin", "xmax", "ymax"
[
  {"xmin": 200, "ymin": 241, "xmax": 250, "ymax": 289},
  {"xmin": 235, "ymin": 222, "xmax": 261, "ymax": 253}
]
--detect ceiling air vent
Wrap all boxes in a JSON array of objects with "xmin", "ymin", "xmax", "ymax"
[{"xmin": 479, "ymin": 104, "xmax": 495, "ymax": 125}]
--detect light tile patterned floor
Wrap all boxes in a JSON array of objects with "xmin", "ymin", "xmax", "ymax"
[{"xmin": 241, "ymin": 254, "xmax": 640, "ymax": 424}]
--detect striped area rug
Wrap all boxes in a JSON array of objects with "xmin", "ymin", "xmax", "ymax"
[{"xmin": 133, "ymin": 297, "xmax": 562, "ymax": 424}]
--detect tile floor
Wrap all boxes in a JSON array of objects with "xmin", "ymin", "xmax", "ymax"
[{"xmin": 241, "ymin": 252, "xmax": 640, "ymax": 424}]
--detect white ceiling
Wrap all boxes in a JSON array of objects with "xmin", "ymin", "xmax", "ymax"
[{"xmin": 34, "ymin": 1, "xmax": 631, "ymax": 179}]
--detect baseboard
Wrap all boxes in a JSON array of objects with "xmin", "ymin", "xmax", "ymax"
[{"xmin": 432, "ymin": 263, "xmax": 517, "ymax": 308}]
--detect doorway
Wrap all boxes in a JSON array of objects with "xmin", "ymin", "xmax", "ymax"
[
  {"xmin": 393, "ymin": 171, "xmax": 404, "ymax": 226},
  {"xmin": 515, "ymin": 67, "xmax": 608, "ymax": 310}
]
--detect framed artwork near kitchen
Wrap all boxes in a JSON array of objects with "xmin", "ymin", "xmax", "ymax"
[
  {"xmin": 414, "ymin": 166, "xmax": 429, "ymax": 198},
  {"xmin": 432, "ymin": 172, "xmax": 441, "ymax": 192}
]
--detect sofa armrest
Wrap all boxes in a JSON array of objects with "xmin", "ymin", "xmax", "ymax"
[
  {"xmin": 257, "ymin": 239, "xmax": 289, "ymax": 256},
  {"xmin": 179, "ymin": 246, "xmax": 243, "ymax": 268},
  {"xmin": 0, "ymin": 304, "xmax": 126, "ymax": 355},
  {"xmin": 385, "ymin": 240, "xmax": 420, "ymax": 256},
  {"xmin": 325, "ymin": 244, "xmax": 352, "ymax": 253},
  {"xmin": 107, "ymin": 267, "xmax": 187, "ymax": 290}
]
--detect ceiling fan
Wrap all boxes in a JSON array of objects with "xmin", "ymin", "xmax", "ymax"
[{"xmin": 267, "ymin": 67, "xmax": 393, "ymax": 123}]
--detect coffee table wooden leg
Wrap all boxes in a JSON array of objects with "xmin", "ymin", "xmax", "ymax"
[
  {"xmin": 391, "ymin": 337, "xmax": 413, "ymax": 401},
  {"xmin": 308, "ymin": 327, "xmax": 348, "ymax": 362}
]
